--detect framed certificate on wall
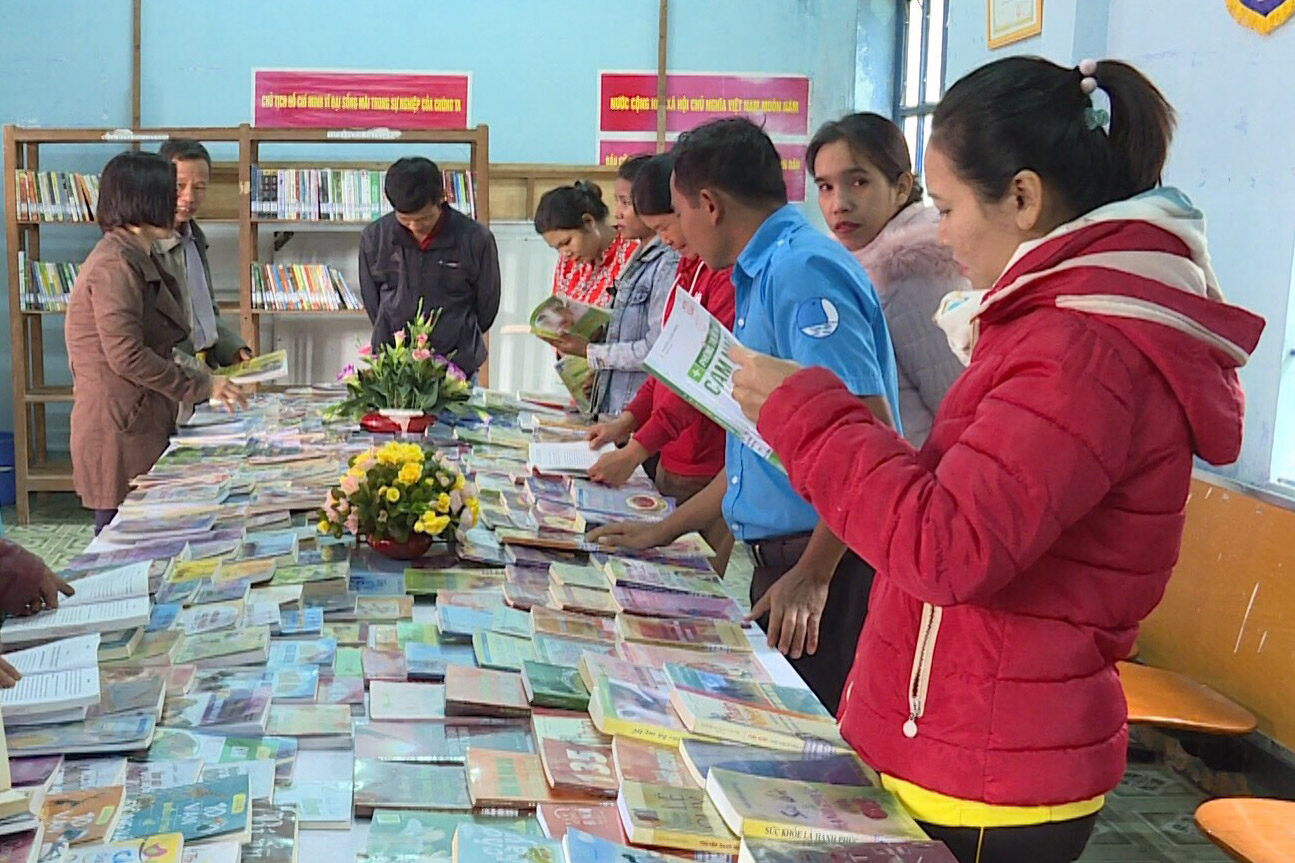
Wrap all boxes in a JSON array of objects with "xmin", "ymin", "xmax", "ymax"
[{"xmin": 988, "ymin": 0, "xmax": 1044, "ymax": 49}]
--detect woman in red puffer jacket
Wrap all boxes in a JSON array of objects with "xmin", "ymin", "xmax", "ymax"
[{"xmin": 732, "ymin": 57, "xmax": 1266, "ymax": 863}]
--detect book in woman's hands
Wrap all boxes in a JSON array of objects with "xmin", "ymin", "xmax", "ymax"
[
  {"xmin": 212, "ymin": 351, "xmax": 289, "ymax": 385},
  {"xmin": 527, "ymin": 295, "xmax": 611, "ymax": 341},
  {"xmin": 643, "ymin": 288, "xmax": 779, "ymax": 466}
]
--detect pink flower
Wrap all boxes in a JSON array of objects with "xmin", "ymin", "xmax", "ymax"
[
  {"xmin": 394, "ymin": 331, "xmax": 406, "ymax": 346},
  {"xmin": 345, "ymin": 513, "xmax": 359, "ymax": 534},
  {"xmin": 340, "ymin": 474, "xmax": 360, "ymax": 495},
  {"xmin": 416, "ymin": 333, "xmax": 429, "ymax": 348},
  {"xmin": 358, "ymin": 344, "xmax": 373, "ymax": 358},
  {"xmin": 411, "ymin": 348, "xmax": 431, "ymax": 362},
  {"xmin": 336, "ymin": 363, "xmax": 357, "ymax": 382},
  {"xmin": 460, "ymin": 508, "xmax": 475, "ymax": 530},
  {"xmin": 446, "ymin": 363, "xmax": 467, "ymax": 383},
  {"xmin": 450, "ymin": 490, "xmax": 463, "ymax": 512}
]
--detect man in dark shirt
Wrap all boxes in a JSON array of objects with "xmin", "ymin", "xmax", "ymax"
[{"xmin": 359, "ymin": 157, "xmax": 501, "ymax": 380}]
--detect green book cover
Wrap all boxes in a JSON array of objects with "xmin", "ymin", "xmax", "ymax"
[
  {"xmin": 452, "ymin": 822, "xmax": 562, "ymax": 863},
  {"xmin": 472, "ymin": 630, "xmax": 537, "ymax": 673},
  {"xmin": 528, "ymin": 294, "xmax": 610, "ymax": 341},
  {"xmin": 365, "ymin": 810, "xmax": 541, "ymax": 862},
  {"xmin": 334, "ymin": 646, "xmax": 364, "ymax": 678},
  {"xmin": 521, "ymin": 660, "xmax": 590, "ymax": 711}
]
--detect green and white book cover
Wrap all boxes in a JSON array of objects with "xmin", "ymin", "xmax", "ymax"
[{"xmin": 644, "ymin": 290, "xmax": 780, "ymax": 469}]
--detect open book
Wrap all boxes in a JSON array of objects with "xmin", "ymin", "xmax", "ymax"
[
  {"xmin": 644, "ymin": 289, "xmax": 779, "ymax": 466},
  {"xmin": 213, "ymin": 349, "xmax": 289, "ymax": 385},
  {"xmin": 0, "ymin": 597, "xmax": 151, "ymax": 646},
  {"xmin": 527, "ymin": 441, "xmax": 614, "ymax": 477},
  {"xmin": 0, "ymin": 634, "xmax": 103, "ymax": 720}
]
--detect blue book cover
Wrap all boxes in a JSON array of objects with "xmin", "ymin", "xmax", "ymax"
[
  {"xmin": 147, "ymin": 603, "xmax": 181, "ymax": 632},
  {"xmin": 112, "ymin": 774, "xmax": 252, "ymax": 844},
  {"xmin": 349, "ymin": 571, "xmax": 408, "ymax": 596}
]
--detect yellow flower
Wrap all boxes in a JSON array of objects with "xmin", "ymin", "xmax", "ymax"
[
  {"xmin": 398, "ymin": 463, "xmax": 422, "ymax": 486},
  {"xmin": 386, "ymin": 487, "xmax": 400, "ymax": 503},
  {"xmin": 435, "ymin": 493, "xmax": 451, "ymax": 514},
  {"xmin": 347, "ymin": 467, "xmax": 364, "ymax": 478},
  {"xmin": 468, "ymin": 498, "xmax": 480, "ymax": 519},
  {"xmin": 316, "ymin": 520, "xmax": 330, "ymax": 534},
  {"xmin": 413, "ymin": 521, "xmax": 426, "ymax": 534},
  {"xmin": 453, "ymin": 473, "xmax": 465, "ymax": 491},
  {"xmin": 423, "ymin": 514, "xmax": 450, "ymax": 535}
]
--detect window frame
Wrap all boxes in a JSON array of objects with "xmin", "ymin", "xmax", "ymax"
[{"xmin": 893, "ymin": 0, "xmax": 950, "ymax": 177}]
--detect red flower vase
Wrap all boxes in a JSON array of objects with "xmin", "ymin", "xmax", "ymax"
[
  {"xmin": 360, "ymin": 412, "xmax": 436, "ymax": 434},
  {"xmin": 366, "ymin": 533, "xmax": 434, "ymax": 560}
]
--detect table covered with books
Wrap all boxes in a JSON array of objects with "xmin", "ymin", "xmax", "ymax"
[{"xmin": 0, "ymin": 389, "xmax": 956, "ymax": 863}]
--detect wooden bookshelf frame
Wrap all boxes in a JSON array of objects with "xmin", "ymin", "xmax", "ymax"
[
  {"xmin": 238, "ymin": 125, "xmax": 491, "ymax": 357},
  {"xmin": 5, "ymin": 122, "xmax": 616, "ymax": 524}
]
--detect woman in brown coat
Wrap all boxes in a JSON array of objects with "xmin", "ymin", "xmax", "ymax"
[{"xmin": 66, "ymin": 152, "xmax": 245, "ymax": 533}]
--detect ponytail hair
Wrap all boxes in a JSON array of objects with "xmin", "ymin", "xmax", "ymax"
[
  {"xmin": 931, "ymin": 56, "xmax": 1176, "ymax": 218},
  {"xmin": 631, "ymin": 153, "xmax": 675, "ymax": 217},
  {"xmin": 808, "ymin": 113, "xmax": 923, "ymax": 207},
  {"xmin": 534, "ymin": 180, "xmax": 609, "ymax": 233}
]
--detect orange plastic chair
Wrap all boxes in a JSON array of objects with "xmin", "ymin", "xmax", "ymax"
[
  {"xmin": 1118, "ymin": 661, "xmax": 1257, "ymax": 735},
  {"xmin": 1195, "ymin": 798, "xmax": 1295, "ymax": 862}
]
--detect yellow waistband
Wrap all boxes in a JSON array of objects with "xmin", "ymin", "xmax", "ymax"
[{"xmin": 881, "ymin": 774, "xmax": 1105, "ymax": 829}]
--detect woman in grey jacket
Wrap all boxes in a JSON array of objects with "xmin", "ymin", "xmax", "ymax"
[
  {"xmin": 810, "ymin": 113, "xmax": 967, "ymax": 446},
  {"xmin": 547, "ymin": 156, "xmax": 679, "ymax": 419}
]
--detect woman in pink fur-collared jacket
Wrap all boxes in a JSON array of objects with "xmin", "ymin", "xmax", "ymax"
[{"xmin": 809, "ymin": 113, "xmax": 968, "ymax": 445}]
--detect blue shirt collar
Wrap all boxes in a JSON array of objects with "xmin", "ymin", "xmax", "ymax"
[{"xmin": 735, "ymin": 204, "xmax": 804, "ymax": 283}]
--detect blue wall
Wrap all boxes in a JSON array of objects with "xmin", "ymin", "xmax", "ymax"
[
  {"xmin": 0, "ymin": 0, "xmax": 885, "ymax": 448},
  {"xmin": 944, "ymin": 0, "xmax": 1295, "ymax": 489}
]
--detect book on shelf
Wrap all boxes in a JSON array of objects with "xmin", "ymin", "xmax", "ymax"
[
  {"xmin": 250, "ymin": 264, "xmax": 360, "ymax": 312},
  {"xmin": 249, "ymin": 166, "xmax": 476, "ymax": 222},
  {"xmin": 13, "ymin": 170, "xmax": 99, "ymax": 222},
  {"xmin": 704, "ymin": 768, "xmax": 927, "ymax": 845},
  {"xmin": 51, "ymin": 759, "xmax": 128, "ymax": 794},
  {"xmin": 159, "ymin": 686, "xmax": 274, "ymax": 736},
  {"xmin": 367, "ymin": 681, "xmax": 447, "ymax": 721},
  {"xmin": 15, "ymin": 251, "xmax": 78, "ymax": 312},
  {"xmin": 4, "ymin": 713, "xmax": 157, "ymax": 758}
]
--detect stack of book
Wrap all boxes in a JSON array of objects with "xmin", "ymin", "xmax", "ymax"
[
  {"xmin": 249, "ymin": 167, "xmax": 477, "ymax": 222},
  {"xmin": 12, "ymin": 170, "xmax": 99, "ymax": 221},
  {"xmin": 15, "ymin": 251, "xmax": 79, "ymax": 312},
  {"xmin": 250, "ymin": 264, "xmax": 360, "ymax": 311},
  {"xmin": 0, "ymin": 388, "xmax": 955, "ymax": 863}
]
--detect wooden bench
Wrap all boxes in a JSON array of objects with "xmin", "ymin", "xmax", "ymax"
[
  {"xmin": 1118, "ymin": 661, "xmax": 1257, "ymax": 735},
  {"xmin": 1195, "ymin": 798, "xmax": 1295, "ymax": 862}
]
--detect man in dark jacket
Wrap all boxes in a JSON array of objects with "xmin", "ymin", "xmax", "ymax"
[
  {"xmin": 359, "ymin": 157, "xmax": 501, "ymax": 380},
  {"xmin": 153, "ymin": 138, "xmax": 251, "ymax": 368}
]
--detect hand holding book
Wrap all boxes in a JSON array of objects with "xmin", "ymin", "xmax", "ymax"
[{"xmin": 728, "ymin": 343, "xmax": 802, "ymax": 424}]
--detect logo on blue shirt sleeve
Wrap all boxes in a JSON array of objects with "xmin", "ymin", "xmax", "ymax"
[{"xmin": 796, "ymin": 297, "xmax": 840, "ymax": 338}]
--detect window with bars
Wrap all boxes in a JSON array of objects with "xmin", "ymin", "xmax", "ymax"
[{"xmin": 895, "ymin": 0, "xmax": 949, "ymax": 178}]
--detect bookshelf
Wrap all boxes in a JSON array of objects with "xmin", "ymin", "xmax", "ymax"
[
  {"xmin": 238, "ymin": 126, "xmax": 491, "ymax": 355},
  {"xmin": 5, "ymin": 122, "xmax": 614, "ymax": 524}
]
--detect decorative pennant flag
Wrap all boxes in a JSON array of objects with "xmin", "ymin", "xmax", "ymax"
[{"xmin": 1227, "ymin": 0, "xmax": 1295, "ymax": 33}]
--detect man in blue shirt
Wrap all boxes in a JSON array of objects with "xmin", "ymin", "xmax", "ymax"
[{"xmin": 590, "ymin": 118, "xmax": 900, "ymax": 713}]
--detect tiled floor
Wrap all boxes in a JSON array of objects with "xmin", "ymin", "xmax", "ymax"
[{"xmin": 1, "ymin": 496, "xmax": 1234, "ymax": 861}]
